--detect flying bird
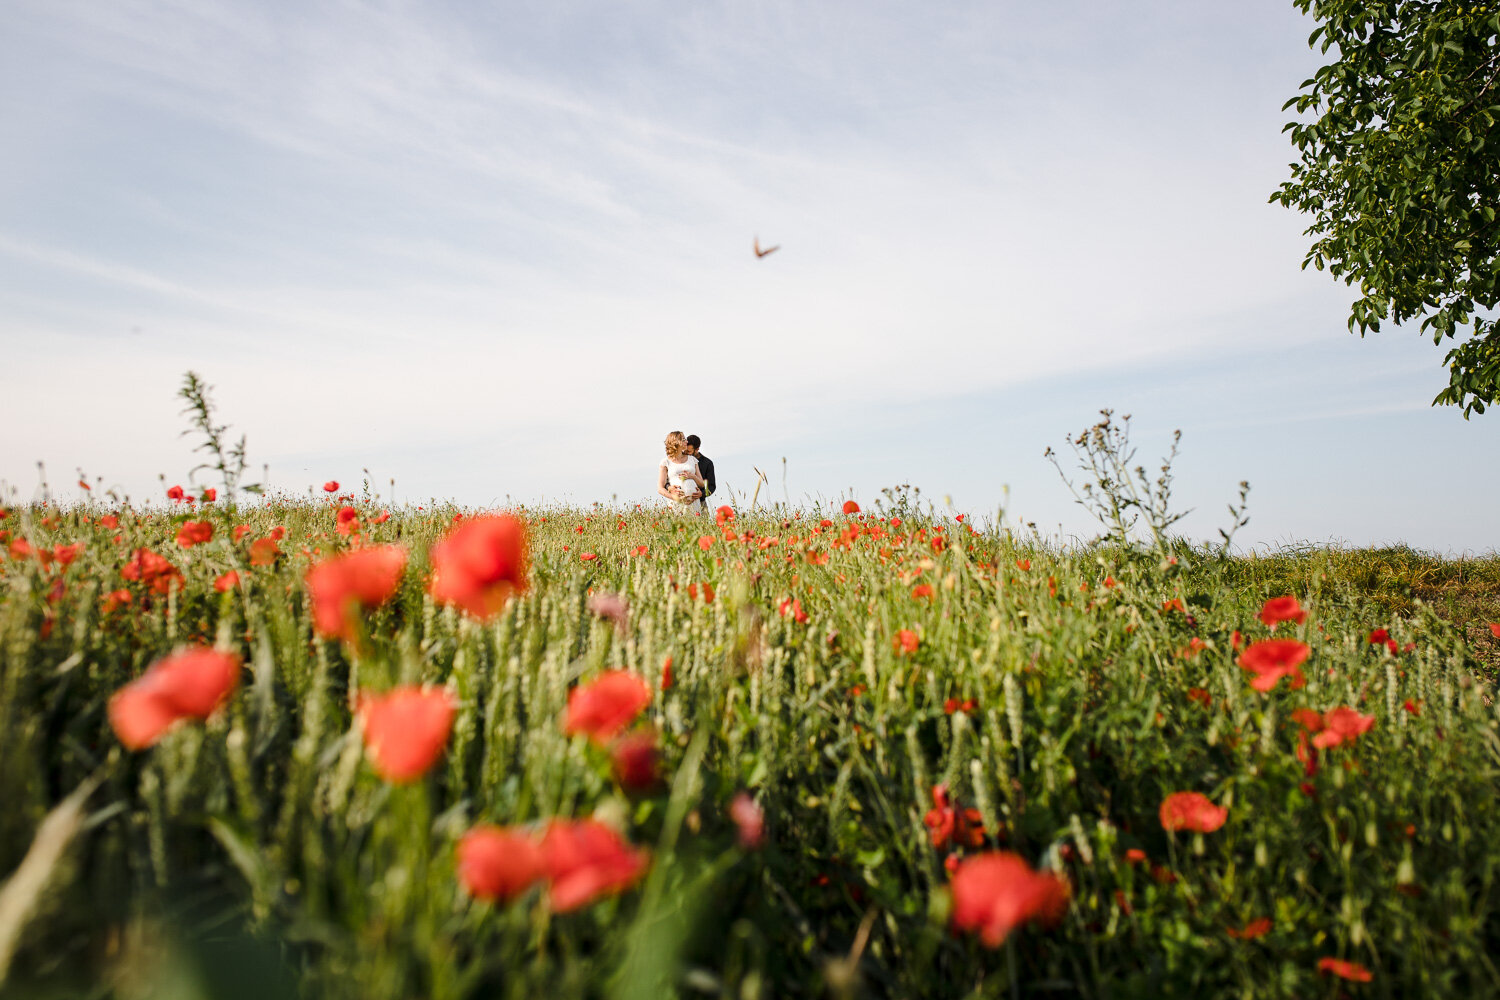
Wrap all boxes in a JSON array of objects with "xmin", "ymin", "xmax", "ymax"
[{"xmin": 753, "ymin": 237, "xmax": 779, "ymax": 258}]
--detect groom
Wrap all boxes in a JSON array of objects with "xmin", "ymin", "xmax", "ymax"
[{"xmin": 684, "ymin": 435, "xmax": 716, "ymax": 510}]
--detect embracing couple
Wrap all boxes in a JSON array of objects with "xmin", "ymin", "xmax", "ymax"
[{"xmin": 657, "ymin": 431, "xmax": 716, "ymax": 511}]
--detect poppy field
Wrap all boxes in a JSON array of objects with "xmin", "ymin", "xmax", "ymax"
[{"xmin": 2, "ymin": 475, "xmax": 1500, "ymax": 999}]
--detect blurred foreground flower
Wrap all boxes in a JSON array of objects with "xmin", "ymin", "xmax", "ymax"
[
  {"xmin": 458, "ymin": 826, "xmax": 544, "ymax": 902},
  {"xmin": 730, "ymin": 793, "xmax": 765, "ymax": 849},
  {"xmin": 428, "ymin": 514, "xmax": 528, "ymax": 619},
  {"xmin": 610, "ymin": 730, "xmax": 661, "ymax": 791},
  {"xmin": 586, "ymin": 591, "xmax": 629, "ymax": 633},
  {"xmin": 540, "ymin": 819, "xmax": 649, "ymax": 913},
  {"xmin": 1238, "ymin": 639, "xmax": 1310, "ymax": 693},
  {"xmin": 565, "ymin": 671, "xmax": 652, "ymax": 744},
  {"xmin": 1159, "ymin": 792, "xmax": 1228, "ymax": 833},
  {"xmin": 949, "ymin": 852, "xmax": 1068, "ymax": 948},
  {"xmin": 306, "ymin": 545, "xmax": 407, "ymax": 640},
  {"xmin": 359, "ymin": 686, "xmax": 455, "ymax": 783},
  {"xmin": 108, "ymin": 648, "xmax": 241, "ymax": 750}
]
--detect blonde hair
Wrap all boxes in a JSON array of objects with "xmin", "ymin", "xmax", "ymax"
[{"xmin": 664, "ymin": 430, "xmax": 688, "ymax": 460}]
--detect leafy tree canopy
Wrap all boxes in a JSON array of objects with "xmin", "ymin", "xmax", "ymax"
[{"xmin": 1271, "ymin": 1, "xmax": 1500, "ymax": 415}]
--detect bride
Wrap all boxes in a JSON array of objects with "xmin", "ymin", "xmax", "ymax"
[{"xmin": 658, "ymin": 430, "xmax": 706, "ymax": 509}]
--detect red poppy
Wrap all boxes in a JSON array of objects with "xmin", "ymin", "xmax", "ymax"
[
  {"xmin": 457, "ymin": 825, "xmax": 544, "ymax": 902},
  {"xmin": 269, "ymin": 526, "xmax": 286, "ymax": 541},
  {"xmin": 214, "ymin": 570, "xmax": 240, "ymax": 592},
  {"xmin": 1160, "ymin": 598, "xmax": 1185, "ymax": 614},
  {"xmin": 1124, "ymin": 848, "xmax": 1147, "ymax": 864},
  {"xmin": 200, "ymin": 488, "xmax": 216, "ymax": 502},
  {"xmin": 610, "ymin": 730, "xmax": 660, "ymax": 791},
  {"xmin": 580, "ymin": 552, "xmax": 598, "ymax": 562},
  {"xmin": 539, "ymin": 819, "xmax": 649, "ymax": 912},
  {"xmin": 944, "ymin": 697, "xmax": 976, "ymax": 714},
  {"xmin": 894, "ymin": 629, "xmax": 919, "ymax": 655},
  {"xmin": 1159, "ymin": 792, "xmax": 1227, "ymax": 833},
  {"xmin": 1290, "ymin": 707, "xmax": 1324, "ymax": 732},
  {"xmin": 1367, "ymin": 628, "xmax": 1389, "ymax": 644},
  {"xmin": 232, "ymin": 525, "xmax": 252, "ymax": 543},
  {"xmin": 842, "ymin": 500, "xmax": 860, "ymax": 515},
  {"xmin": 1015, "ymin": 559, "xmax": 1030, "ymax": 571},
  {"xmin": 248, "ymin": 537, "xmax": 280, "ymax": 566},
  {"xmin": 1311, "ymin": 706, "xmax": 1375, "ymax": 750},
  {"xmin": 166, "ymin": 485, "xmax": 185, "ymax": 501},
  {"xmin": 428, "ymin": 515, "xmax": 529, "ymax": 620},
  {"xmin": 730, "ymin": 792, "xmax": 765, "ymax": 849},
  {"xmin": 686, "ymin": 581, "xmax": 715, "ymax": 603},
  {"xmin": 1317, "ymin": 957, "xmax": 1372, "ymax": 982},
  {"xmin": 1227, "ymin": 917, "xmax": 1272, "ymax": 940},
  {"xmin": 1258, "ymin": 595, "xmax": 1307, "ymax": 628},
  {"xmin": 1403, "ymin": 698, "xmax": 1422, "ymax": 715},
  {"xmin": 924, "ymin": 784, "xmax": 985, "ymax": 849},
  {"xmin": 109, "ymin": 648, "xmax": 241, "ymax": 750},
  {"xmin": 660, "ymin": 656, "xmax": 674, "ymax": 691},
  {"xmin": 323, "ymin": 481, "xmax": 339, "ymax": 492},
  {"xmin": 52, "ymin": 543, "xmax": 83, "ymax": 566},
  {"xmin": 1237, "ymin": 639, "xmax": 1310, "ymax": 692},
  {"xmin": 1490, "ymin": 623, "xmax": 1500, "ymax": 638},
  {"xmin": 1186, "ymin": 687, "xmax": 1212, "ymax": 708},
  {"xmin": 716, "ymin": 505, "xmax": 735, "ymax": 525},
  {"xmin": 697, "ymin": 535, "xmax": 713, "ymax": 551},
  {"xmin": 912, "ymin": 584, "xmax": 934, "ymax": 600},
  {"xmin": 100, "ymin": 514, "xmax": 118, "ymax": 529},
  {"xmin": 564, "ymin": 671, "xmax": 652, "ymax": 744},
  {"xmin": 372, "ymin": 510, "xmax": 391, "ymax": 525},
  {"xmin": 175, "ymin": 520, "xmax": 214, "ymax": 548},
  {"xmin": 101, "ymin": 588, "xmax": 133, "ymax": 613},
  {"xmin": 306, "ymin": 545, "xmax": 408, "ymax": 639},
  {"xmin": 359, "ymin": 686, "xmax": 455, "ymax": 783},
  {"xmin": 949, "ymin": 852, "xmax": 1069, "ymax": 948},
  {"xmin": 120, "ymin": 548, "xmax": 183, "ymax": 594}
]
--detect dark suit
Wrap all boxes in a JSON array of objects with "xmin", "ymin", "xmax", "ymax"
[{"xmin": 693, "ymin": 452, "xmax": 716, "ymax": 508}]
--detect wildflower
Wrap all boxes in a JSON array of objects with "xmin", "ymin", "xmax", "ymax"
[
  {"xmin": 539, "ymin": 819, "xmax": 649, "ymax": 913},
  {"xmin": 1186, "ymin": 687, "xmax": 1212, "ymax": 708},
  {"xmin": 697, "ymin": 535, "xmax": 713, "ymax": 551},
  {"xmin": 306, "ymin": 545, "xmax": 408, "ymax": 640},
  {"xmin": 457, "ymin": 825, "xmax": 544, "ymax": 902},
  {"xmin": 1124, "ymin": 848, "xmax": 1147, "ymax": 864},
  {"xmin": 564, "ymin": 671, "xmax": 652, "ymax": 744},
  {"xmin": 120, "ymin": 548, "xmax": 183, "ymax": 594},
  {"xmin": 778, "ymin": 597, "xmax": 809, "ymax": 623},
  {"xmin": 359, "ymin": 686, "xmax": 455, "ymax": 783},
  {"xmin": 949, "ymin": 852, "xmax": 1069, "ymax": 948},
  {"xmin": 108, "ymin": 648, "xmax": 241, "ymax": 750},
  {"xmin": 842, "ymin": 500, "xmax": 860, "ymax": 515},
  {"xmin": 248, "ymin": 537, "xmax": 280, "ymax": 566},
  {"xmin": 730, "ymin": 793, "xmax": 765, "ymax": 849},
  {"xmin": 1317, "ymin": 957, "xmax": 1373, "ymax": 982},
  {"xmin": 586, "ymin": 591, "xmax": 629, "ymax": 633},
  {"xmin": 1367, "ymin": 628, "xmax": 1389, "ymax": 644},
  {"xmin": 200, "ymin": 488, "xmax": 216, "ymax": 502},
  {"xmin": 944, "ymin": 697, "xmax": 976, "ymax": 714},
  {"xmin": 428, "ymin": 515, "xmax": 528, "ymax": 620},
  {"xmin": 100, "ymin": 514, "xmax": 118, "ymax": 529},
  {"xmin": 1490, "ymin": 623, "xmax": 1500, "ymax": 638},
  {"xmin": 924, "ymin": 784, "xmax": 984, "ymax": 849},
  {"xmin": 580, "ymin": 552, "xmax": 598, "ymax": 562},
  {"xmin": 232, "ymin": 524, "xmax": 252, "ymax": 542},
  {"xmin": 1015, "ymin": 559, "xmax": 1030, "ymax": 571},
  {"xmin": 1227, "ymin": 918, "xmax": 1273, "ymax": 940},
  {"xmin": 1258, "ymin": 595, "xmax": 1307, "ymax": 628},
  {"xmin": 175, "ymin": 520, "xmax": 213, "ymax": 548},
  {"xmin": 894, "ymin": 629, "xmax": 919, "ymax": 655},
  {"xmin": 214, "ymin": 570, "xmax": 240, "ymax": 592},
  {"xmin": 323, "ymin": 481, "xmax": 339, "ymax": 492},
  {"xmin": 1159, "ymin": 792, "xmax": 1227, "ymax": 833},
  {"xmin": 660, "ymin": 656, "xmax": 674, "ymax": 691},
  {"xmin": 335, "ymin": 506, "xmax": 359, "ymax": 534},
  {"xmin": 911, "ymin": 584, "xmax": 934, "ymax": 600},
  {"xmin": 1311, "ymin": 707, "xmax": 1375, "ymax": 750},
  {"xmin": 1238, "ymin": 639, "xmax": 1310, "ymax": 692},
  {"xmin": 1160, "ymin": 598, "xmax": 1185, "ymax": 614},
  {"xmin": 52, "ymin": 543, "xmax": 83, "ymax": 566},
  {"xmin": 372, "ymin": 510, "xmax": 391, "ymax": 524},
  {"xmin": 1403, "ymin": 699, "xmax": 1422, "ymax": 715},
  {"xmin": 610, "ymin": 730, "xmax": 660, "ymax": 791},
  {"xmin": 101, "ymin": 588, "xmax": 133, "ymax": 613},
  {"xmin": 166, "ymin": 485, "xmax": 185, "ymax": 501},
  {"xmin": 1290, "ymin": 707, "xmax": 1324, "ymax": 732}
]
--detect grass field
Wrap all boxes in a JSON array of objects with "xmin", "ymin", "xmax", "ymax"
[{"xmin": 1, "ymin": 477, "xmax": 1499, "ymax": 999}]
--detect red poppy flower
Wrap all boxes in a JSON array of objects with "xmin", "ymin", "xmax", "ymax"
[
  {"xmin": 1227, "ymin": 917, "xmax": 1272, "ymax": 940},
  {"xmin": 1237, "ymin": 639, "xmax": 1310, "ymax": 692},
  {"xmin": 457, "ymin": 825, "xmax": 544, "ymax": 902},
  {"xmin": 200, "ymin": 488, "xmax": 216, "ymax": 502},
  {"xmin": 428, "ymin": 515, "xmax": 529, "ymax": 620},
  {"xmin": 214, "ymin": 570, "xmax": 240, "ymax": 592},
  {"xmin": 564, "ymin": 671, "xmax": 652, "ymax": 744},
  {"xmin": 686, "ymin": 581, "xmax": 715, "ymax": 603},
  {"xmin": 120, "ymin": 548, "xmax": 183, "ymax": 594},
  {"xmin": 944, "ymin": 697, "xmax": 976, "ymax": 714},
  {"xmin": 539, "ymin": 819, "xmax": 649, "ymax": 912},
  {"xmin": 1186, "ymin": 687, "xmax": 1212, "ymax": 708},
  {"xmin": 894, "ymin": 629, "xmax": 919, "ymax": 655},
  {"xmin": 1317, "ymin": 957, "xmax": 1372, "ymax": 982},
  {"xmin": 778, "ymin": 597, "xmax": 809, "ymax": 623},
  {"xmin": 166, "ymin": 485, "xmax": 185, "ymax": 501},
  {"xmin": 1124, "ymin": 848, "xmax": 1147, "ymax": 864},
  {"xmin": 912, "ymin": 584, "xmax": 934, "ymax": 600},
  {"xmin": 269, "ymin": 526, "xmax": 286, "ymax": 540},
  {"xmin": 372, "ymin": 510, "xmax": 391, "ymax": 525},
  {"xmin": 697, "ymin": 535, "xmax": 713, "ymax": 551},
  {"xmin": 109, "ymin": 648, "xmax": 241, "ymax": 750},
  {"xmin": 100, "ymin": 514, "xmax": 118, "ymax": 529},
  {"xmin": 1490, "ymin": 623, "xmax": 1500, "ymax": 638},
  {"xmin": 359, "ymin": 686, "xmax": 455, "ymax": 783},
  {"xmin": 610, "ymin": 730, "xmax": 661, "ymax": 791},
  {"xmin": 323, "ymin": 481, "xmax": 339, "ymax": 492},
  {"xmin": 175, "ymin": 521, "xmax": 214, "ymax": 548},
  {"xmin": 842, "ymin": 500, "xmax": 860, "ymax": 515},
  {"xmin": 715, "ymin": 505, "xmax": 735, "ymax": 525},
  {"xmin": 306, "ymin": 545, "xmax": 408, "ymax": 639},
  {"xmin": 248, "ymin": 537, "xmax": 280, "ymax": 566},
  {"xmin": 52, "ymin": 543, "xmax": 83, "ymax": 566},
  {"xmin": 1403, "ymin": 698, "xmax": 1422, "ymax": 715},
  {"xmin": 1367, "ymin": 628, "xmax": 1389, "ymax": 644},
  {"xmin": 1160, "ymin": 598, "xmax": 1185, "ymax": 614},
  {"xmin": 232, "ymin": 524, "xmax": 252, "ymax": 543},
  {"xmin": 1158, "ymin": 792, "xmax": 1227, "ymax": 833},
  {"xmin": 730, "ymin": 792, "xmax": 765, "ymax": 849},
  {"xmin": 1015, "ymin": 559, "xmax": 1030, "ymax": 571},
  {"xmin": 1290, "ymin": 707, "xmax": 1324, "ymax": 732},
  {"xmin": 660, "ymin": 656, "xmax": 673, "ymax": 691},
  {"xmin": 1311, "ymin": 706, "xmax": 1375, "ymax": 750},
  {"xmin": 101, "ymin": 588, "xmax": 133, "ymax": 613},
  {"xmin": 949, "ymin": 852, "xmax": 1069, "ymax": 948},
  {"xmin": 580, "ymin": 552, "xmax": 598, "ymax": 562},
  {"xmin": 1258, "ymin": 595, "xmax": 1307, "ymax": 628},
  {"xmin": 924, "ymin": 784, "xmax": 985, "ymax": 849}
]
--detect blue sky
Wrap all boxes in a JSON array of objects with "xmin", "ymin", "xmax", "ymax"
[{"xmin": 2, "ymin": 0, "xmax": 1496, "ymax": 552}]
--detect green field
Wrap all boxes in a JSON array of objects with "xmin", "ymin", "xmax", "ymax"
[{"xmin": 1, "ymin": 483, "xmax": 1499, "ymax": 999}]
